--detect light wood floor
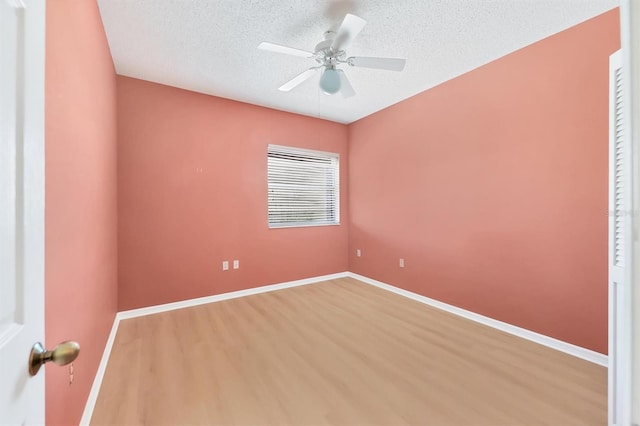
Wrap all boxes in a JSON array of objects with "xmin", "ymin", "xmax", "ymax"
[{"xmin": 90, "ymin": 278, "xmax": 606, "ymax": 425}]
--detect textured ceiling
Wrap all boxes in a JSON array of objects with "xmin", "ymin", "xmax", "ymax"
[{"xmin": 97, "ymin": 0, "xmax": 618, "ymax": 124}]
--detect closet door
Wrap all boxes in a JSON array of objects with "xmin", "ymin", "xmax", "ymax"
[{"xmin": 608, "ymin": 49, "xmax": 632, "ymax": 426}]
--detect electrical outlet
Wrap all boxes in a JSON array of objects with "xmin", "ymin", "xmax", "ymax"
[
  {"xmin": 233, "ymin": 260, "xmax": 239, "ymax": 269},
  {"xmin": 399, "ymin": 258, "xmax": 405, "ymax": 268},
  {"xmin": 356, "ymin": 249, "xmax": 361, "ymax": 257},
  {"xmin": 222, "ymin": 261, "xmax": 229, "ymax": 271}
]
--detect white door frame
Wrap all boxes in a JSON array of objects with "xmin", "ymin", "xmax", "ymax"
[{"xmin": 618, "ymin": 1, "xmax": 639, "ymax": 425}]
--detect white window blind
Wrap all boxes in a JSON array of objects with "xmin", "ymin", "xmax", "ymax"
[{"xmin": 268, "ymin": 145, "xmax": 340, "ymax": 228}]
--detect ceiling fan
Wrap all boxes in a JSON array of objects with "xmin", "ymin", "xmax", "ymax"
[{"xmin": 257, "ymin": 13, "xmax": 406, "ymax": 98}]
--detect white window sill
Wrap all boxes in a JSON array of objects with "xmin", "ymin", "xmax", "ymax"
[{"xmin": 269, "ymin": 222, "xmax": 341, "ymax": 229}]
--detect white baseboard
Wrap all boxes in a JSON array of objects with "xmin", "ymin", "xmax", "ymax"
[
  {"xmin": 79, "ymin": 313, "xmax": 121, "ymax": 425},
  {"xmin": 347, "ymin": 272, "xmax": 608, "ymax": 367},
  {"xmin": 79, "ymin": 271, "xmax": 349, "ymax": 424},
  {"xmin": 117, "ymin": 272, "xmax": 349, "ymax": 320},
  {"xmin": 81, "ymin": 269, "xmax": 607, "ymax": 424}
]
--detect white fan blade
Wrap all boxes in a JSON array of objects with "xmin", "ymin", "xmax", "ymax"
[
  {"xmin": 278, "ymin": 69, "xmax": 317, "ymax": 92},
  {"xmin": 258, "ymin": 42, "xmax": 314, "ymax": 58},
  {"xmin": 337, "ymin": 70, "xmax": 355, "ymax": 98},
  {"xmin": 348, "ymin": 56, "xmax": 406, "ymax": 71},
  {"xmin": 331, "ymin": 14, "xmax": 366, "ymax": 52}
]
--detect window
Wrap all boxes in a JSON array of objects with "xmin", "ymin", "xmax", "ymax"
[{"xmin": 268, "ymin": 145, "xmax": 340, "ymax": 228}]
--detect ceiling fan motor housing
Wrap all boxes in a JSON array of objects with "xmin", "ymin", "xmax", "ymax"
[{"xmin": 315, "ymin": 34, "xmax": 345, "ymax": 67}]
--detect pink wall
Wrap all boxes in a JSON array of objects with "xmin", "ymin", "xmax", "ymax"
[
  {"xmin": 348, "ymin": 9, "xmax": 619, "ymax": 354},
  {"xmin": 45, "ymin": 0, "xmax": 118, "ymax": 424},
  {"xmin": 116, "ymin": 76, "xmax": 349, "ymax": 310}
]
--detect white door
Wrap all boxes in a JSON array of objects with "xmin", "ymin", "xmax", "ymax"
[
  {"xmin": 608, "ymin": 49, "xmax": 633, "ymax": 426},
  {"xmin": 0, "ymin": 0, "xmax": 46, "ymax": 424}
]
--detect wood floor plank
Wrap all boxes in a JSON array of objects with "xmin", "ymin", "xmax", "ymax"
[{"xmin": 90, "ymin": 278, "xmax": 606, "ymax": 425}]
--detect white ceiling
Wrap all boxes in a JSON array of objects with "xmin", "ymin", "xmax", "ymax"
[{"xmin": 97, "ymin": 0, "xmax": 618, "ymax": 124}]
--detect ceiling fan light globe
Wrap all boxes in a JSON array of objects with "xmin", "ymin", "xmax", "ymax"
[{"xmin": 319, "ymin": 68, "xmax": 341, "ymax": 95}]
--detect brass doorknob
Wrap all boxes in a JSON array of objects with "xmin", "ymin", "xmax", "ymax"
[{"xmin": 29, "ymin": 341, "xmax": 80, "ymax": 376}]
